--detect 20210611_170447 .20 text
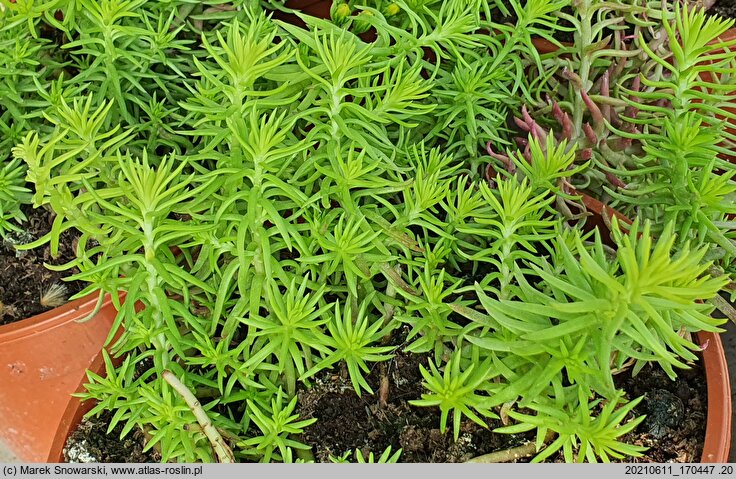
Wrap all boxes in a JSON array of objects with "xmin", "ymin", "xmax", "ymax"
[{"xmin": 624, "ymin": 464, "xmax": 735, "ymax": 476}]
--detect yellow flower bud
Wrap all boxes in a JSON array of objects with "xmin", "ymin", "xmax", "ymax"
[
  {"xmin": 353, "ymin": 10, "xmax": 374, "ymax": 34},
  {"xmin": 332, "ymin": 2, "xmax": 351, "ymax": 22},
  {"xmin": 385, "ymin": 3, "xmax": 400, "ymax": 17}
]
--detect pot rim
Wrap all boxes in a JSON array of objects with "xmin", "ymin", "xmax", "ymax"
[
  {"xmin": 0, "ymin": 292, "xmax": 118, "ymax": 343},
  {"xmin": 0, "ymin": 291, "xmax": 124, "ymax": 462},
  {"xmin": 697, "ymin": 330, "xmax": 732, "ymax": 463}
]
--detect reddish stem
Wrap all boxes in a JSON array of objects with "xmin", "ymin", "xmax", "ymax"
[
  {"xmin": 581, "ymin": 89, "xmax": 605, "ymax": 128},
  {"xmin": 600, "ymin": 71, "xmax": 612, "ymax": 123},
  {"xmin": 583, "ymin": 122, "xmax": 598, "ymax": 145}
]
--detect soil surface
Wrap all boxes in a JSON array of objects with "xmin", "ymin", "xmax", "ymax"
[
  {"xmin": 297, "ymin": 338, "xmax": 530, "ymax": 463},
  {"xmin": 0, "ymin": 205, "xmax": 86, "ymax": 325},
  {"xmin": 64, "ymin": 410, "xmax": 160, "ymax": 463},
  {"xmin": 297, "ymin": 327, "xmax": 707, "ymax": 463},
  {"xmin": 712, "ymin": 0, "xmax": 736, "ymax": 19},
  {"xmin": 62, "ymin": 327, "xmax": 708, "ymax": 463},
  {"xmin": 613, "ymin": 362, "xmax": 707, "ymax": 463}
]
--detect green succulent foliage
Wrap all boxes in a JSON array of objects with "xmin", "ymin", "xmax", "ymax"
[
  {"xmin": 609, "ymin": 4, "xmax": 736, "ymax": 260},
  {"xmin": 429, "ymin": 56, "xmax": 514, "ymax": 155},
  {"xmin": 510, "ymin": 135, "xmax": 589, "ymax": 195},
  {"xmin": 240, "ymin": 275, "xmax": 333, "ymax": 396},
  {"xmin": 497, "ymin": 390, "xmax": 647, "ymax": 463},
  {"xmin": 521, "ymin": 1, "xmax": 736, "ymax": 279},
  {"xmin": 452, "ymin": 219, "xmax": 726, "ymax": 461},
  {"xmin": 425, "ymin": 0, "xmax": 572, "ymax": 155},
  {"xmin": 13, "ymin": 95, "xmax": 134, "ymax": 223},
  {"xmin": 74, "ymin": 350, "xmax": 150, "ymax": 439},
  {"xmin": 300, "ymin": 212, "xmax": 392, "ymax": 298},
  {"xmin": 0, "ymin": 6, "xmax": 58, "ymax": 236},
  {"xmin": 457, "ymin": 175, "xmax": 557, "ymax": 299},
  {"xmin": 462, "ymin": 220, "xmax": 726, "ymax": 401},
  {"xmin": 410, "ymin": 350, "xmax": 498, "ymax": 441},
  {"xmin": 66, "ymin": 153, "xmax": 218, "ymax": 359},
  {"xmin": 301, "ymin": 297, "xmax": 396, "ymax": 396},
  {"xmin": 5, "ymin": 0, "xmax": 734, "ymax": 465},
  {"xmin": 314, "ymin": 0, "xmax": 574, "ymax": 157},
  {"xmin": 329, "ymin": 445, "xmax": 403, "ymax": 463},
  {"xmin": 394, "ymin": 264, "xmax": 469, "ymax": 361},
  {"xmin": 134, "ymin": 379, "xmax": 219, "ymax": 462},
  {"xmin": 77, "ymin": 352, "xmax": 233, "ymax": 463},
  {"xmin": 0, "ymin": 158, "xmax": 30, "ymax": 237},
  {"xmin": 238, "ymin": 390, "xmax": 317, "ymax": 463}
]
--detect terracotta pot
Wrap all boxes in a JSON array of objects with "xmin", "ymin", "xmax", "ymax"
[
  {"xmin": 284, "ymin": 0, "xmax": 330, "ymax": 13},
  {"xmin": 0, "ymin": 292, "xmax": 123, "ymax": 462},
  {"xmin": 280, "ymin": 1, "xmax": 565, "ymax": 53},
  {"xmin": 47, "ymin": 346, "xmax": 113, "ymax": 462},
  {"xmin": 698, "ymin": 330, "xmax": 732, "ymax": 462},
  {"xmin": 567, "ymin": 189, "xmax": 634, "ymax": 247},
  {"xmin": 277, "ymin": 1, "xmax": 380, "ymax": 42},
  {"xmin": 277, "ymin": 2, "xmax": 563, "ymax": 50}
]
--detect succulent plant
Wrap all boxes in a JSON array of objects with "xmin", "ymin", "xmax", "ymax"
[{"xmin": 2, "ymin": 0, "xmax": 733, "ymax": 465}]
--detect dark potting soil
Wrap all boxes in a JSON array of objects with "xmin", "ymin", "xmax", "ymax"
[
  {"xmin": 297, "ymin": 343, "xmax": 532, "ymax": 463},
  {"xmin": 712, "ymin": 0, "xmax": 736, "ymax": 20},
  {"xmin": 61, "ymin": 329, "xmax": 709, "ymax": 464},
  {"xmin": 612, "ymin": 362, "xmax": 708, "ymax": 463},
  {"xmin": 64, "ymin": 410, "xmax": 160, "ymax": 463},
  {"xmin": 0, "ymin": 205, "xmax": 86, "ymax": 326},
  {"xmin": 298, "ymin": 328, "xmax": 708, "ymax": 463}
]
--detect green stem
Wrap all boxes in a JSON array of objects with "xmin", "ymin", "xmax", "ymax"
[
  {"xmin": 103, "ymin": 31, "xmax": 130, "ymax": 124},
  {"xmin": 284, "ymin": 359, "xmax": 296, "ymax": 397},
  {"xmin": 498, "ymin": 231, "xmax": 515, "ymax": 300},
  {"xmin": 142, "ymin": 216, "xmax": 170, "ymax": 368}
]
